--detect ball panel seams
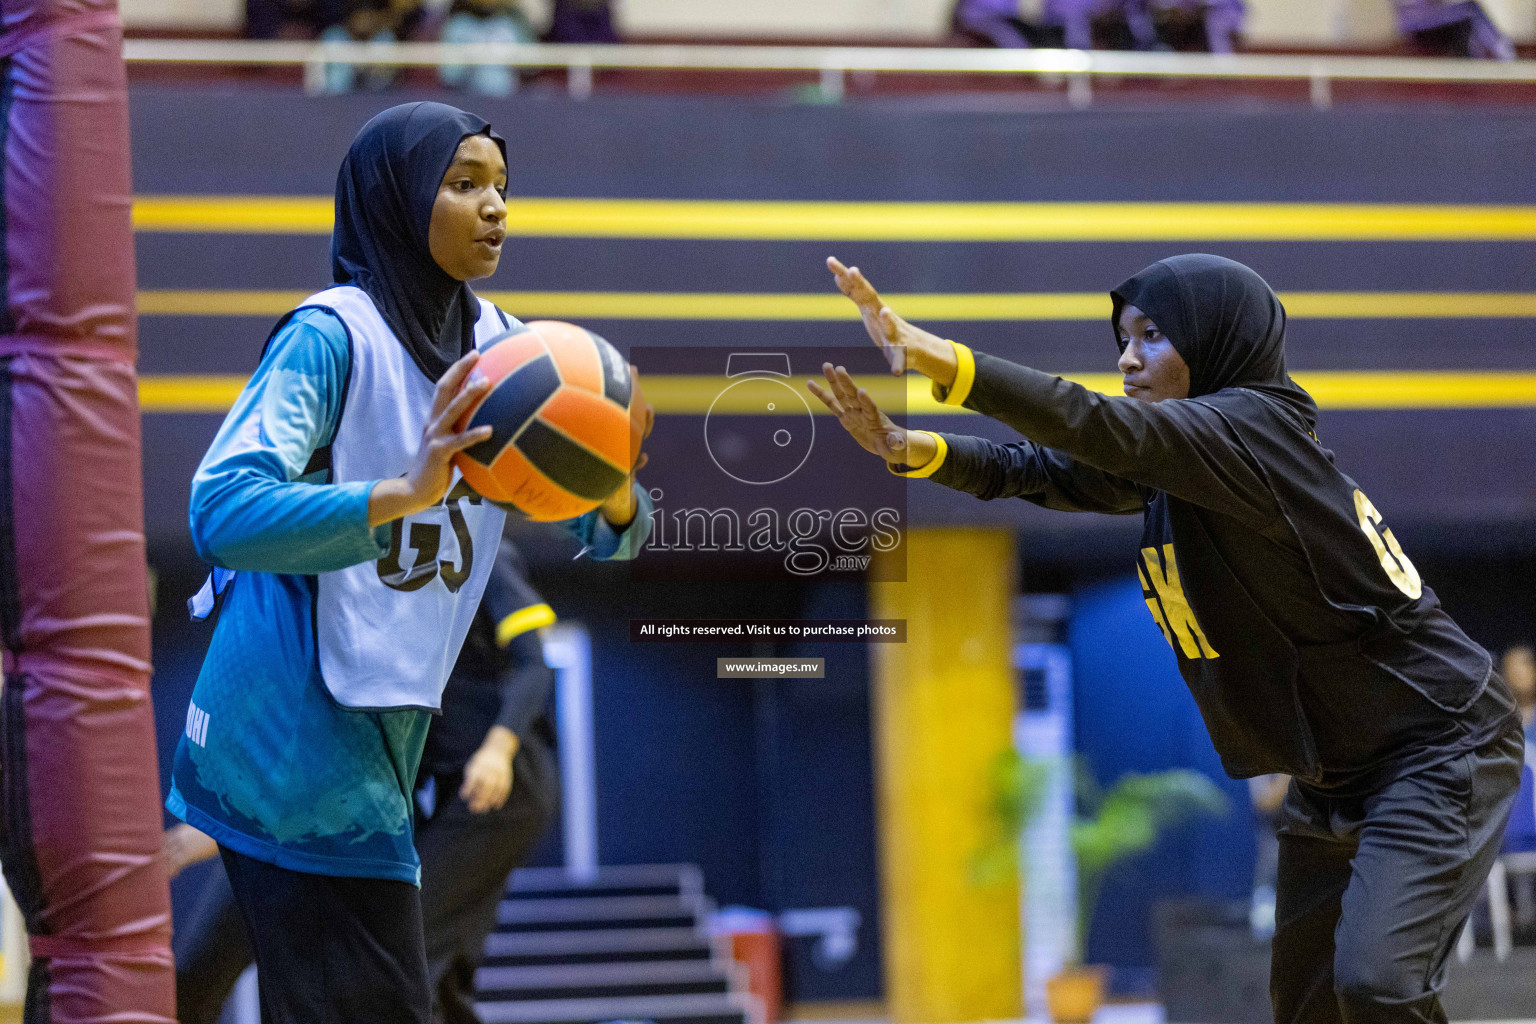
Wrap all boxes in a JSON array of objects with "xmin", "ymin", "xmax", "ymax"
[
  {"xmin": 514, "ymin": 418, "xmax": 628, "ymax": 502},
  {"xmin": 461, "ymin": 353, "xmax": 562, "ymax": 466},
  {"xmin": 528, "ymin": 320, "xmax": 604, "ymax": 394},
  {"xmin": 537, "ymin": 386, "xmax": 632, "ymax": 468}
]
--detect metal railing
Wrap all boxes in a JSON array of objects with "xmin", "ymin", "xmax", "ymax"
[{"xmin": 121, "ymin": 39, "xmax": 1536, "ymax": 108}]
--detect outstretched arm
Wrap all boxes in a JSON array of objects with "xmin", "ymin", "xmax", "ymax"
[
  {"xmin": 951, "ymin": 350, "xmax": 1275, "ymax": 524},
  {"xmin": 807, "ymin": 363, "xmax": 1142, "ymax": 515},
  {"xmin": 935, "ymin": 432, "xmax": 1144, "ymax": 514},
  {"xmin": 822, "ymin": 259, "xmax": 1276, "ymax": 526}
]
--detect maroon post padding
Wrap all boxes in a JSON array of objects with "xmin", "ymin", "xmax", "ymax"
[{"xmin": 0, "ymin": 1, "xmax": 175, "ymax": 1021}]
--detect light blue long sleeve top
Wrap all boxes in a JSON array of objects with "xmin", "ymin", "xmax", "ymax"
[{"xmin": 168, "ymin": 307, "xmax": 651, "ymax": 883}]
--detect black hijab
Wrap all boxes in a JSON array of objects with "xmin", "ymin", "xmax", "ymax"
[
  {"xmin": 1110, "ymin": 254, "xmax": 1317, "ymax": 427},
  {"xmin": 332, "ymin": 102, "xmax": 508, "ymax": 381}
]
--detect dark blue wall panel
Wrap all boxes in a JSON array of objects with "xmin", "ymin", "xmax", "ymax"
[
  {"xmin": 128, "ymin": 88, "xmax": 1536, "ymax": 563},
  {"xmin": 128, "ymin": 90, "xmax": 1536, "ymax": 204}
]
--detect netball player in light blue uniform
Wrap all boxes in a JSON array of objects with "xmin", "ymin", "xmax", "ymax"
[{"xmin": 165, "ymin": 102, "xmax": 652, "ymax": 1024}]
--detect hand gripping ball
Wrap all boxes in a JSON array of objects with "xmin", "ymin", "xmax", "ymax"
[{"xmin": 453, "ymin": 321, "xmax": 642, "ymax": 521}]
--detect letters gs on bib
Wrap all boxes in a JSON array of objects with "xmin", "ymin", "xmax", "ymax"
[{"xmin": 378, "ymin": 479, "xmax": 485, "ymax": 592}]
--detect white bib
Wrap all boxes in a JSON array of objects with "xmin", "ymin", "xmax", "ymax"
[{"xmin": 309, "ymin": 286, "xmax": 515, "ymax": 710}]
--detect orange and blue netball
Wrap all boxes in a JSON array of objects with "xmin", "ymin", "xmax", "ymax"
[{"xmin": 453, "ymin": 321, "xmax": 639, "ymax": 521}]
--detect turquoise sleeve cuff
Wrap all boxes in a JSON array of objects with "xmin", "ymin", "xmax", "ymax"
[{"xmin": 566, "ymin": 484, "xmax": 654, "ymax": 561}]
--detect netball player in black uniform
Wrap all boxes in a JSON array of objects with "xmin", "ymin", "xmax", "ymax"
[{"xmin": 810, "ymin": 253, "xmax": 1522, "ymax": 1024}]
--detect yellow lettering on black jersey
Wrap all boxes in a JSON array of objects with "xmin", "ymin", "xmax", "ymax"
[{"xmin": 1138, "ymin": 543, "xmax": 1220, "ymax": 660}]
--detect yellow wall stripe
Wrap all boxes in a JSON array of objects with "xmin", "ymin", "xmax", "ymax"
[
  {"xmin": 136, "ymin": 289, "xmax": 1536, "ymax": 321},
  {"xmin": 131, "ymin": 197, "xmax": 1536, "ymax": 241},
  {"xmin": 140, "ymin": 375, "xmax": 249, "ymax": 413},
  {"xmin": 135, "ymin": 196, "xmax": 334, "ymax": 234},
  {"xmin": 139, "ymin": 291, "xmax": 305, "ymax": 316},
  {"xmin": 138, "ymin": 371, "xmax": 1536, "ymax": 414}
]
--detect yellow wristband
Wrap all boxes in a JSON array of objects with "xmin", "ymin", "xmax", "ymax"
[
  {"xmin": 887, "ymin": 431, "xmax": 949, "ymax": 479},
  {"xmin": 930, "ymin": 341, "xmax": 977, "ymax": 408}
]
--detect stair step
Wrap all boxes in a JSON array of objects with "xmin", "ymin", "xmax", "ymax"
[
  {"xmin": 482, "ymin": 946, "xmax": 715, "ymax": 968},
  {"xmin": 477, "ymin": 960, "xmax": 734, "ymax": 998},
  {"xmin": 476, "ymin": 991, "xmax": 755, "ymax": 1024},
  {"xmin": 499, "ymin": 895, "xmax": 705, "ymax": 925},
  {"xmin": 477, "ymin": 978, "xmax": 730, "ymax": 1002},
  {"xmin": 508, "ymin": 865, "xmax": 702, "ymax": 900},
  {"xmin": 485, "ymin": 927, "xmax": 713, "ymax": 960}
]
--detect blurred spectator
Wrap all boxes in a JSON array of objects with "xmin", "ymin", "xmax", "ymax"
[
  {"xmin": 1149, "ymin": 0, "xmax": 1244, "ymax": 52},
  {"xmin": 319, "ymin": 0, "xmax": 426, "ymax": 93},
  {"xmin": 952, "ymin": 0, "xmax": 1040, "ymax": 48},
  {"xmin": 953, "ymin": 0, "xmax": 1244, "ymax": 52},
  {"xmin": 547, "ymin": 0, "xmax": 620, "ymax": 43},
  {"xmin": 1395, "ymin": 1, "xmax": 1516, "ymax": 60},
  {"xmin": 1048, "ymin": 0, "xmax": 1244, "ymax": 51},
  {"xmin": 440, "ymin": 1, "xmax": 536, "ymax": 96},
  {"xmin": 1504, "ymin": 644, "xmax": 1535, "ymax": 742},
  {"xmin": 1049, "ymin": 0, "xmax": 1162, "ymax": 50},
  {"xmin": 246, "ymin": 0, "xmax": 353, "ymax": 38}
]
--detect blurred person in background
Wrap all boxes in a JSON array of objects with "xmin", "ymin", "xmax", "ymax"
[
  {"xmin": 1050, "ymin": 0, "xmax": 1163, "ymax": 50},
  {"xmin": 319, "ymin": 0, "xmax": 428, "ymax": 93},
  {"xmin": 952, "ymin": 0, "xmax": 1043, "ymax": 48},
  {"xmin": 953, "ymin": 0, "xmax": 1243, "ymax": 52},
  {"xmin": 247, "ymin": 0, "xmax": 353, "ymax": 38},
  {"xmin": 164, "ymin": 538, "xmax": 561, "ymax": 1024},
  {"xmin": 1249, "ymin": 773, "xmax": 1289, "ymax": 939},
  {"xmin": 1395, "ymin": 0, "xmax": 1515, "ymax": 59},
  {"xmin": 547, "ymin": 0, "xmax": 620, "ymax": 43},
  {"xmin": 1146, "ymin": 0, "xmax": 1244, "ymax": 52},
  {"xmin": 1503, "ymin": 644, "xmax": 1535, "ymax": 743},
  {"xmin": 439, "ymin": 0, "xmax": 537, "ymax": 97},
  {"xmin": 1499, "ymin": 643, "xmax": 1536, "ymax": 934},
  {"xmin": 1046, "ymin": 0, "xmax": 1245, "ymax": 51},
  {"xmin": 165, "ymin": 823, "xmax": 250, "ymax": 1024}
]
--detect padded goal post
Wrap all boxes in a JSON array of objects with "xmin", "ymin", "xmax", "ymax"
[{"xmin": 0, "ymin": 2, "xmax": 174, "ymax": 1022}]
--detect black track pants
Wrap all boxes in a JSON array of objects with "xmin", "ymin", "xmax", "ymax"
[
  {"xmin": 1270, "ymin": 724, "xmax": 1524, "ymax": 1024},
  {"xmin": 219, "ymin": 847, "xmax": 431, "ymax": 1024}
]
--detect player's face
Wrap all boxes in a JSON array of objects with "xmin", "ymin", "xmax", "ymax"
[
  {"xmin": 428, "ymin": 134, "xmax": 508, "ymax": 282},
  {"xmin": 1117, "ymin": 304, "xmax": 1189, "ymax": 403}
]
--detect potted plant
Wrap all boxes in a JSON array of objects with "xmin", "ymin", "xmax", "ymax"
[{"xmin": 975, "ymin": 752, "xmax": 1228, "ymax": 1023}]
